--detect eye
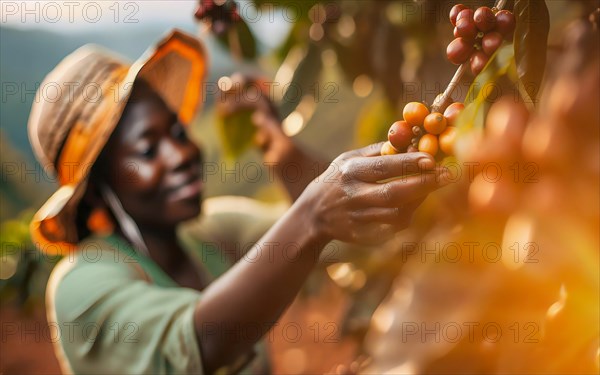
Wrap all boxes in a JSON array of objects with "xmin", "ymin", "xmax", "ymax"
[
  {"xmin": 172, "ymin": 122, "xmax": 189, "ymax": 142},
  {"xmin": 139, "ymin": 144, "xmax": 157, "ymax": 159}
]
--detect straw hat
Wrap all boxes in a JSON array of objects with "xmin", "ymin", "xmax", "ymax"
[{"xmin": 28, "ymin": 29, "xmax": 208, "ymax": 255}]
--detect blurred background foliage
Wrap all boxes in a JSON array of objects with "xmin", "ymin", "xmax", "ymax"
[{"xmin": 1, "ymin": 0, "xmax": 599, "ymax": 374}]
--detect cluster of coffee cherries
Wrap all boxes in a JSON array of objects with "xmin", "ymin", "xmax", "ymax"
[
  {"xmin": 381, "ymin": 101, "xmax": 464, "ymax": 157},
  {"xmin": 446, "ymin": 4, "xmax": 516, "ymax": 75},
  {"xmin": 194, "ymin": 0, "xmax": 241, "ymax": 35}
]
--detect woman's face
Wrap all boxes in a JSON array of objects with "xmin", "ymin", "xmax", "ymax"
[{"xmin": 97, "ymin": 82, "xmax": 203, "ymax": 229}]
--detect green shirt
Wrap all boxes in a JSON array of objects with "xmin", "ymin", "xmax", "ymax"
[{"xmin": 46, "ymin": 196, "xmax": 287, "ymax": 375}]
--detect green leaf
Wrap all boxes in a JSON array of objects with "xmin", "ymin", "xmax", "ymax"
[
  {"xmin": 278, "ymin": 43, "xmax": 323, "ymax": 119},
  {"xmin": 216, "ymin": 19, "xmax": 257, "ymax": 60},
  {"xmin": 458, "ymin": 43, "xmax": 516, "ymax": 132},
  {"xmin": 216, "ymin": 109, "xmax": 257, "ymax": 160},
  {"xmin": 513, "ymin": 0, "xmax": 550, "ymax": 104}
]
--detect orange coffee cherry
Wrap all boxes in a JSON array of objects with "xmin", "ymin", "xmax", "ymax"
[
  {"xmin": 381, "ymin": 141, "xmax": 400, "ymax": 155},
  {"xmin": 443, "ymin": 102, "xmax": 465, "ymax": 127},
  {"xmin": 439, "ymin": 126, "xmax": 458, "ymax": 156},
  {"xmin": 486, "ymin": 96, "xmax": 529, "ymax": 146},
  {"xmin": 403, "ymin": 102, "xmax": 430, "ymax": 126},
  {"xmin": 423, "ymin": 112, "xmax": 447, "ymax": 135},
  {"xmin": 418, "ymin": 134, "xmax": 439, "ymax": 156}
]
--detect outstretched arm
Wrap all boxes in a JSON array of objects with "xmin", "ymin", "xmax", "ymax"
[
  {"xmin": 217, "ymin": 75, "xmax": 329, "ymax": 201},
  {"xmin": 193, "ymin": 143, "xmax": 448, "ymax": 373}
]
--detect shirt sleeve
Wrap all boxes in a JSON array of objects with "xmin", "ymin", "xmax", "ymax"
[{"xmin": 47, "ymin": 239, "xmax": 204, "ymax": 375}]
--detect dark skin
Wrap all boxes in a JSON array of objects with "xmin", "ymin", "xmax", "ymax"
[{"xmin": 86, "ymin": 80, "xmax": 449, "ymax": 373}]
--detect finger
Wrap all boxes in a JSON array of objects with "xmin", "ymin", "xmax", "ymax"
[
  {"xmin": 338, "ymin": 142, "xmax": 386, "ymax": 160},
  {"xmin": 351, "ymin": 170, "xmax": 444, "ymax": 207},
  {"xmin": 342, "ymin": 152, "xmax": 436, "ymax": 182},
  {"xmin": 350, "ymin": 207, "xmax": 402, "ymax": 223}
]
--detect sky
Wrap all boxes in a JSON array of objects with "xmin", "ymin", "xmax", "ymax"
[{"xmin": 1, "ymin": 0, "xmax": 291, "ymax": 48}]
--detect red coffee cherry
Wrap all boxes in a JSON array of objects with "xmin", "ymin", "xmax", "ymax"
[
  {"xmin": 470, "ymin": 50, "xmax": 490, "ymax": 75},
  {"xmin": 474, "ymin": 6, "xmax": 496, "ymax": 32},
  {"xmin": 455, "ymin": 17, "xmax": 478, "ymax": 41},
  {"xmin": 456, "ymin": 8, "xmax": 474, "ymax": 23},
  {"xmin": 388, "ymin": 120, "xmax": 413, "ymax": 151},
  {"xmin": 449, "ymin": 4, "xmax": 468, "ymax": 26},
  {"xmin": 495, "ymin": 10, "xmax": 516, "ymax": 38},
  {"xmin": 447, "ymin": 37, "xmax": 475, "ymax": 65},
  {"xmin": 482, "ymin": 31, "xmax": 503, "ymax": 55}
]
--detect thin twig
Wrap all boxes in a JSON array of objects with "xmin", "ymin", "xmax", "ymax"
[
  {"xmin": 431, "ymin": 63, "xmax": 467, "ymax": 113},
  {"xmin": 496, "ymin": 0, "xmax": 508, "ymax": 11}
]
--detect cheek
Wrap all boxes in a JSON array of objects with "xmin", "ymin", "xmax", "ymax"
[{"xmin": 113, "ymin": 159, "xmax": 163, "ymax": 198}]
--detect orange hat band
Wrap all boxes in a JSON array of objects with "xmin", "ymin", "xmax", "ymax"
[{"xmin": 57, "ymin": 66, "xmax": 129, "ymax": 186}]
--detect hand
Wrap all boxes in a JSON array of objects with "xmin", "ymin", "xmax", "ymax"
[
  {"xmin": 216, "ymin": 74, "xmax": 291, "ymax": 164},
  {"xmin": 298, "ymin": 142, "xmax": 449, "ymax": 245}
]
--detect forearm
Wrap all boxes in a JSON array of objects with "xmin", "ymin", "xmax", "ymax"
[{"xmin": 193, "ymin": 197, "xmax": 329, "ymax": 373}]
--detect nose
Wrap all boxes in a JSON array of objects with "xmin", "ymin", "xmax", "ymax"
[{"xmin": 164, "ymin": 132, "xmax": 201, "ymax": 173}]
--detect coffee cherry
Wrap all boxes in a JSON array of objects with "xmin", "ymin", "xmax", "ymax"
[
  {"xmin": 470, "ymin": 50, "xmax": 489, "ymax": 75},
  {"xmin": 418, "ymin": 134, "xmax": 439, "ymax": 156},
  {"xmin": 411, "ymin": 137, "xmax": 419, "ymax": 147},
  {"xmin": 403, "ymin": 102, "xmax": 430, "ymax": 126},
  {"xmin": 456, "ymin": 8, "xmax": 474, "ymax": 24},
  {"xmin": 447, "ymin": 37, "xmax": 475, "ymax": 65},
  {"xmin": 388, "ymin": 120, "xmax": 413, "ymax": 150},
  {"xmin": 482, "ymin": 31, "xmax": 503, "ymax": 56},
  {"xmin": 469, "ymin": 173, "xmax": 518, "ymax": 214},
  {"xmin": 381, "ymin": 141, "xmax": 400, "ymax": 155},
  {"xmin": 449, "ymin": 4, "xmax": 468, "ymax": 26},
  {"xmin": 443, "ymin": 102, "xmax": 465, "ymax": 127},
  {"xmin": 439, "ymin": 126, "xmax": 458, "ymax": 155},
  {"xmin": 486, "ymin": 96, "xmax": 529, "ymax": 146},
  {"xmin": 495, "ymin": 10, "xmax": 516, "ymax": 38},
  {"xmin": 407, "ymin": 145, "xmax": 418, "ymax": 153},
  {"xmin": 474, "ymin": 6, "xmax": 496, "ymax": 32},
  {"xmin": 455, "ymin": 17, "xmax": 478, "ymax": 41},
  {"xmin": 424, "ymin": 112, "xmax": 447, "ymax": 135}
]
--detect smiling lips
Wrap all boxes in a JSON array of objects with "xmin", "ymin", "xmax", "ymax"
[
  {"xmin": 166, "ymin": 175, "xmax": 203, "ymax": 202},
  {"xmin": 168, "ymin": 179, "xmax": 202, "ymax": 202}
]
